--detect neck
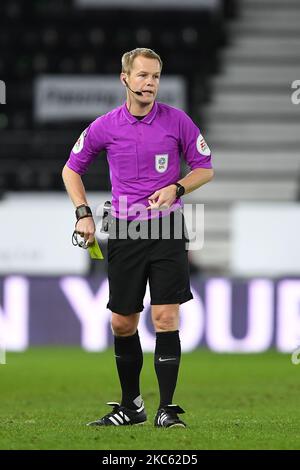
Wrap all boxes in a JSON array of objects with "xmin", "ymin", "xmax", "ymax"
[{"xmin": 126, "ymin": 96, "xmax": 154, "ymax": 116}]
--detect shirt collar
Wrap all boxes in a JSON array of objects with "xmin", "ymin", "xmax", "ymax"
[{"xmin": 122, "ymin": 101, "xmax": 158, "ymax": 125}]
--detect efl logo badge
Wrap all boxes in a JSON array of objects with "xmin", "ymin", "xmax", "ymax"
[
  {"xmin": 72, "ymin": 129, "xmax": 87, "ymax": 154},
  {"xmin": 155, "ymin": 154, "xmax": 168, "ymax": 173},
  {"xmin": 196, "ymin": 134, "xmax": 211, "ymax": 156}
]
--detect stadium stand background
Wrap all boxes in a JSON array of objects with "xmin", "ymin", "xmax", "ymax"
[
  {"xmin": 0, "ymin": 0, "xmax": 238, "ymax": 273},
  {"xmin": 0, "ymin": 0, "xmax": 237, "ymax": 187},
  {"xmin": 1, "ymin": 0, "xmax": 299, "ymax": 277}
]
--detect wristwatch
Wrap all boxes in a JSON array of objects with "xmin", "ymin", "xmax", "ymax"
[{"xmin": 173, "ymin": 183, "xmax": 185, "ymax": 199}]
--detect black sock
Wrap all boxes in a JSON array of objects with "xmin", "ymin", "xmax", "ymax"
[
  {"xmin": 154, "ymin": 330, "xmax": 181, "ymax": 408},
  {"xmin": 114, "ymin": 331, "xmax": 143, "ymax": 410}
]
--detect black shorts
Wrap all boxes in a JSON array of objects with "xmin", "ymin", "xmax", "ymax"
[{"xmin": 106, "ymin": 210, "xmax": 193, "ymax": 315}]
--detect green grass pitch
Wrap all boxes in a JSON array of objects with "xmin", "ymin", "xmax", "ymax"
[{"xmin": 0, "ymin": 348, "xmax": 300, "ymax": 450}]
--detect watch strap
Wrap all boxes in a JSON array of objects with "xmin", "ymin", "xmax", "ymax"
[{"xmin": 75, "ymin": 204, "xmax": 92, "ymax": 221}]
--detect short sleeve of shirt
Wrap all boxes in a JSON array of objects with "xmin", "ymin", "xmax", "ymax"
[
  {"xmin": 66, "ymin": 117, "xmax": 106, "ymax": 175},
  {"xmin": 179, "ymin": 111, "xmax": 212, "ymax": 170}
]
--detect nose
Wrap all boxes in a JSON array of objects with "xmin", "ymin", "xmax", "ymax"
[{"xmin": 146, "ymin": 77, "xmax": 155, "ymax": 87}]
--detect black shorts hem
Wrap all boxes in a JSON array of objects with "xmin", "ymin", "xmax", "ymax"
[
  {"xmin": 150, "ymin": 292, "xmax": 193, "ymax": 306},
  {"xmin": 106, "ymin": 302, "xmax": 144, "ymax": 316}
]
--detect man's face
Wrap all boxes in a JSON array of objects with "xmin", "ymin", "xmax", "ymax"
[{"xmin": 122, "ymin": 56, "xmax": 161, "ymax": 104}]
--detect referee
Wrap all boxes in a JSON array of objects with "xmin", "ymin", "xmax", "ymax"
[{"xmin": 62, "ymin": 48, "xmax": 214, "ymax": 428}]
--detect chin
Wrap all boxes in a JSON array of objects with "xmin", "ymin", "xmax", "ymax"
[{"xmin": 140, "ymin": 96, "xmax": 155, "ymax": 104}]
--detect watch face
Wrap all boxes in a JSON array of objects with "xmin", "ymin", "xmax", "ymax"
[{"xmin": 176, "ymin": 185, "xmax": 184, "ymax": 198}]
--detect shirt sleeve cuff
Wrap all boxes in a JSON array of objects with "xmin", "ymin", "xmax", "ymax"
[
  {"xmin": 189, "ymin": 161, "xmax": 213, "ymax": 170},
  {"xmin": 66, "ymin": 159, "xmax": 86, "ymax": 175}
]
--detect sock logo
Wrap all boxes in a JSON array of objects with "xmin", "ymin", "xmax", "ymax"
[{"xmin": 158, "ymin": 357, "xmax": 177, "ymax": 362}]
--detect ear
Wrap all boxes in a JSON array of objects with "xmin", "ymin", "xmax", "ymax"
[{"xmin": 120, "ymin": 73, "xmax": 127, "ymax": 86}]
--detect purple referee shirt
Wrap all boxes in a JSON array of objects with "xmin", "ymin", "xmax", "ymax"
[{"xmin": 67, "ymin": 101, "xmax": 213, "ymax": 220}]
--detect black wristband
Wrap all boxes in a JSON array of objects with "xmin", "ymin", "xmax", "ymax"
[{"xmin": 75, "ymin": 204, "xmax": 92, "ymax": 221}]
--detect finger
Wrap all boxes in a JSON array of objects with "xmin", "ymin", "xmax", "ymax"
[
  {"xmin": 156, "ymin": 196, "xmax": 166, "ymax": 207},
  {"xmin": 82, "ymin": 235, "xmax": 91, "ymax": 247},
  {"xmin": 156, "ymin": 196, "xmax": 169, "ymax": 207},
  {"xmin": 148, "ymin": 190, "xmax": 160, "ymax": 200},
  {"xmin": 84, "ymin": 231, "xmax": 95, "ymax": 241},
  {"xmin": 148, "ymin": 198, "xmax": 160, "ymax": 208}
]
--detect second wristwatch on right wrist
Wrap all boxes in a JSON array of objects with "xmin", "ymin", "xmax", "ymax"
[{"xmin": 174, "ymin": 182, "xmax": 185, "ymax": 199}]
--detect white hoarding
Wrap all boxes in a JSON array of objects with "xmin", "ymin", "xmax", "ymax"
[
  {"xmin": 34, "ymin": 75, "xmax": 186, "ymax": 122},
  {"xmin": 231, "ymin": 203, "xmax": 300, "ymax": 276},
  {"xmin": 0, "ymin": 192, "xmax": 110, "ymax": 275}
]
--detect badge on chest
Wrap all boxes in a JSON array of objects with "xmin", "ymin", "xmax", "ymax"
[{"xmin": 155, "ymin": 154, "xmax": 169, "ymax": 173}]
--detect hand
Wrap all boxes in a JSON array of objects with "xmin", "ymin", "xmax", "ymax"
[
  {"xmin": 147, "ymin": 185, "xmax": 177, "ymax": 210},
  {"xmin": 75, "ymin": 216, "xmax": 96, "ymax": 245}
]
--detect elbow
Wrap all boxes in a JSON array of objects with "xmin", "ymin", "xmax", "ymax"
[
  {"xmin": 62, "ymin": 163, "xmax": 72, "ymax": 180},
  {"xmin": 208, "ymin": 169, "xmax": 214, "ymax": 181},
  {"xmin": 62, "ymin": 164, "xmax": 81, "ymax": 178},
  {"xmin": 62, "ymin": 164, "xmax": 67, "ymax": 182}
]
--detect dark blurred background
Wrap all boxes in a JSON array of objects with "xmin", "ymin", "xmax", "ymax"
[{"xmin": 0, "ymin": 0, "xmax": 238, "ymax": 193}]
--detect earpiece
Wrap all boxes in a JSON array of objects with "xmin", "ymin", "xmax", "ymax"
[{"xmin": 122, "ymin": 78, "xmax": 143, "ymax": 96}]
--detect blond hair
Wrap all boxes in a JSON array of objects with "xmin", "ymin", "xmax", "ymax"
[{"xmin": 121, "ymin": 48, "xmax": 163, "ymax": 75}]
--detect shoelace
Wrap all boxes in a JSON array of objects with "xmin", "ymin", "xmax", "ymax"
[
  {"xmin": 106, "ymin": 405, "xmax": 134, "ymax": 418},
  {"xmin": 103, "ymin": 405, "xmax": 134, "ymax": 426},
  {"xmin": 105, "ymin": 404, "xmax": 122, "ymax": 419},
  {"xmin": 165, "ymin": 409, "xmax": 179, "ymax": 420}
]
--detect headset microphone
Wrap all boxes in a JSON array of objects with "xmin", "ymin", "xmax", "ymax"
[{"xmin": 123, "ymin": 79, "xmax": 143, "ymax": 96}]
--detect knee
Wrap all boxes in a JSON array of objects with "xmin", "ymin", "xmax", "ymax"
[
  {"xmin": 111, "ymin": 313, "xmax": 138, "ymax": 337},
  {"xmin": 153, "ymin": 307, "xmax": 179, "ymax": 332}
]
